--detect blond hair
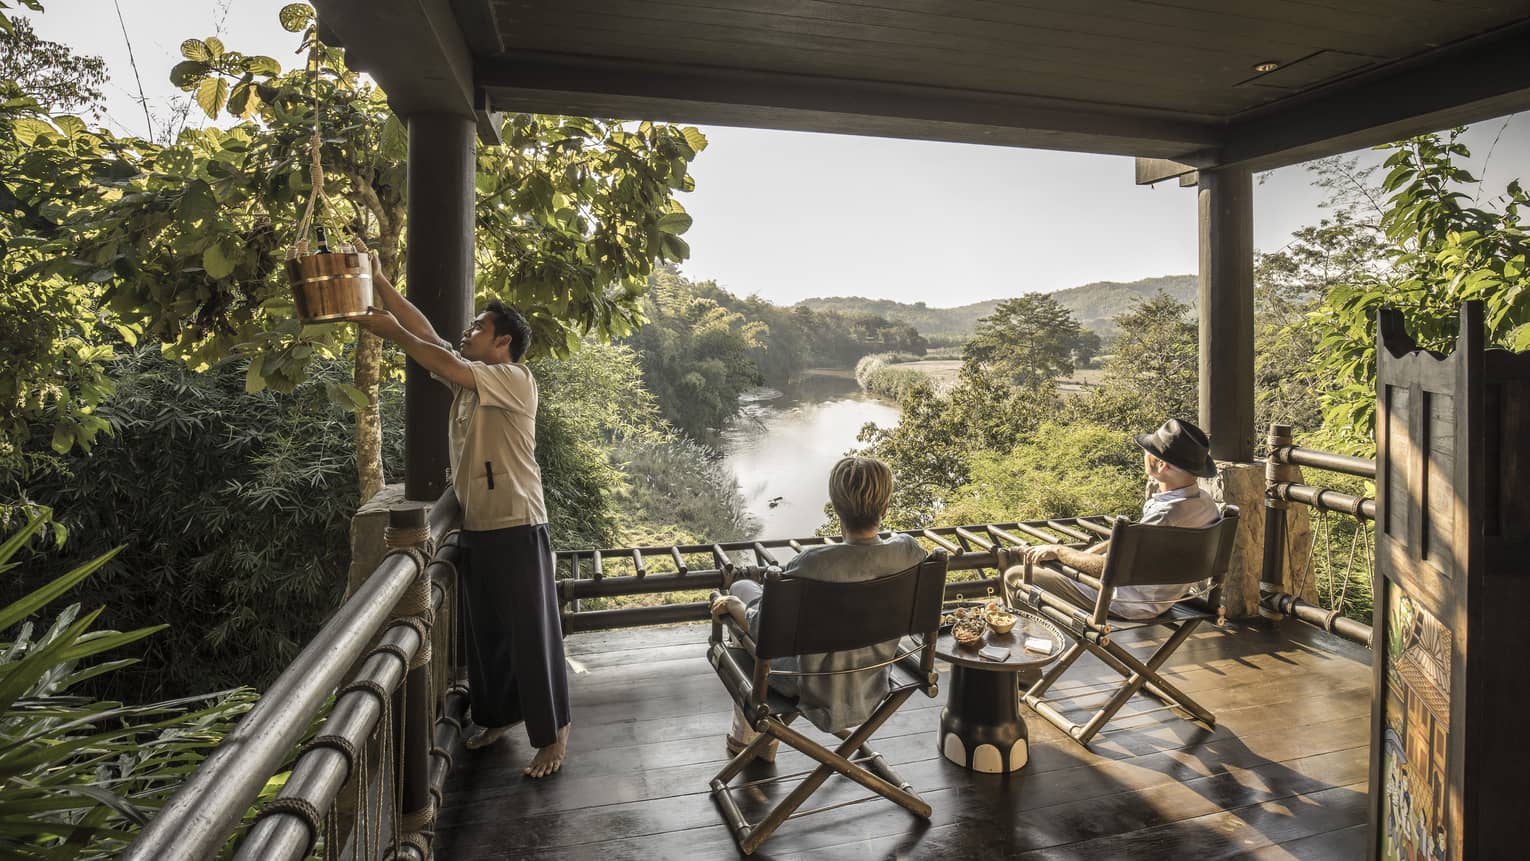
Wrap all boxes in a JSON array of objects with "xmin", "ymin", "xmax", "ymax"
[{"xmin": 828, "ymin": 456, "xmax": 894, "ymax": 533}]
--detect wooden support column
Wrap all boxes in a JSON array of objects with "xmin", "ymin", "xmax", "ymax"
[
  {"xmin": 1196, "ymin": 166, "xmax": 1255, "ymax": 463},
  {"xmin": 404, "ymin": 113, "xmax": 475, "ymax": 501}
]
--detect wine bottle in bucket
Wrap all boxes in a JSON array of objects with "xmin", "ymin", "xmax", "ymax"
[{"xmin": 286, "ymin": 225, "xmax": 373, "ymax": 323}]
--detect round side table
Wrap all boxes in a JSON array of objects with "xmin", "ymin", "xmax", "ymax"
[{"xmin": 935, "ymin": 607, "xmax": 1064, "ymax": 774}]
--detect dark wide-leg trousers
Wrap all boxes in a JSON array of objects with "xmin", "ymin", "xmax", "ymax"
[{"xmin": 459, "ymin": 524, "xmax": 570, "ymax": 748}]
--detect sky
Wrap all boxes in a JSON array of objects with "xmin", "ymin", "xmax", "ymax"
[{"xmin": 25, "ymin": 0, "xmax": 1530, "ymax": 308}]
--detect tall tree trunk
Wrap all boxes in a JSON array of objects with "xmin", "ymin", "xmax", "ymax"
[
  {"xmin": 353, "ymin": 223, "xmax": 402, "ymax": 505},
  {"xmin": 354, "ymin": 329, "xmax": 385, "ymax": 503}
]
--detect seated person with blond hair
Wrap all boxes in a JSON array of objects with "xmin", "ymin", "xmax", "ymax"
[
  {"xmin": 1007, "ymin": 419, "xmax": 1219, "ymax": 620},
  {"xmin": 710, "ymin": 456, "xmax": 925, "ymax": 759}
]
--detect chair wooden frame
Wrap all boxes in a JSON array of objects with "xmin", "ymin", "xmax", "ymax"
[
  {"xmin": 1007, "ymin": 507, "xmax": 1240, "ymax": 747},
  {"xmin": 705, "ymin": 552, "xmax": 948, "ymax": 856}
]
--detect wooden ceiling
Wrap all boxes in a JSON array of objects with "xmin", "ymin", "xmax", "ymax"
[{"xmin": 316, "ymin": 0, "xmax": 1530, "ymax": 170}]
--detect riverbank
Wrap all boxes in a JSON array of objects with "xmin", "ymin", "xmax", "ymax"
[
  {"xmin": 857, "ymin": 354, "xmax": 1103, "ymax": 398},
  {"xmin": 722, "ymin": 371, "xmax": 901, "ymax": 538}
]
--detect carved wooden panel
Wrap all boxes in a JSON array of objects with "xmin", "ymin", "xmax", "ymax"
[{"xmin": 1368, "ymin": 303, "xmax": 1530, "ymax": 861}]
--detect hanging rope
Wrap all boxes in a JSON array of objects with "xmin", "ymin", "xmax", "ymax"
[{"xmin": 293, "ymin": 34, "xmax": 331, "ymax": 252}]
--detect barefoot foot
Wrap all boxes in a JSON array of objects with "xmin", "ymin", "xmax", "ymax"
[
  {"xmin": 464, "ymin": 724, "xmax": 512, "ymax": 750},
  {"xmin": 525, "ymin": 723, "xmax": 570, "ymax": 778}
]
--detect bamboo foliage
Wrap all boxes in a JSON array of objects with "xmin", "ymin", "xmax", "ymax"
[{"xmin": 0, "ymin": 514, "xmax": 262, "ymax": 858}]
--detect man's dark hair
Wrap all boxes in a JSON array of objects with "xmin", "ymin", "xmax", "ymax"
[{"xmin": 484, "ymin": 300, "xmax": 532, "ymax": 361}]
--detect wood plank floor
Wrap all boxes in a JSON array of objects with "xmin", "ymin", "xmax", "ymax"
[{"xmin": 434, "ymin": 617, "xmax": 1373, "ymax": 860}]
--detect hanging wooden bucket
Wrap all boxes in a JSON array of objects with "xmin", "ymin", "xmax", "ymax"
[{"xmin": 286, "ymin": 250, "xmax": 373, "ymax": 323}]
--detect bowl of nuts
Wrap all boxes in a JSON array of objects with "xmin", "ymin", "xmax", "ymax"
[{"xmin": 951, "ymin": 618, "xmax": 987, "ymax": 647}]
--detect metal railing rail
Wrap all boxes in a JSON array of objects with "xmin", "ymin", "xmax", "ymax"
[
  {"xmin": 126, "ymin": 492, "xmax": 462, "ymax": 861},
  {"xmin": 1261, "ymin": 423, "xmax": 1377, "ymax": 647},
  {"xmin": 234, "ymin": 533, "xmax": 463, "ymax": 861}
]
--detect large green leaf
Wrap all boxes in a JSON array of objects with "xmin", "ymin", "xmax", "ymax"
[
  {"xmin": 179, "ymin": 39, "xmax": 211, "ymax": 62},
  {"xmin": 656, "ymin": 211, "xmax": 693, "ymax": 235},
  {"xmin": 202, "ymin": 240, "xmax": 236, "ymax": 280},
  {"xmin": 168, "ymin": 60, "xmax": 207, "ymax": 90},
  {"xmin": 242, "ymin": 54, "xmax": 281, "ymax": 76},
  {"xmin": 194, "ymin": 77, "xmax": 228, "ymax": 119},
  {"xmin": 177, "ymin": 180, "xmax": 217, "ymax": 223},
  {"xmin": 279, "ymin": 3, "xmax": 314, "ymax": 32},
  {"xmin": 0, "ymin": 548, "xmax": 121, "ymax": 633},
  {"xmin": 12, "ymin": 117, "xmax": 54, "ymax": 146}
]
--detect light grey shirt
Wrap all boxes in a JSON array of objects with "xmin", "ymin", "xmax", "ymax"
[
  {"xmin": 1077, "ymin": 484, "xmax": 1220, "ymax": 620},
  {"xmin": 744, "ymin": 533, "xmax": 927, "ymax": 733}
]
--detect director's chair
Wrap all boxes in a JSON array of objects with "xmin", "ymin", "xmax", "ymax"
[
  {"xmin": 1007, "ymin": 507, "xmax": 1239, "ymax": 747},
  {"xmin": 706, "ymin": 551, "xmax": 947, "ymax": 855}
]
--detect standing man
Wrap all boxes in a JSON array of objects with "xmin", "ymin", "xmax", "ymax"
[{"xmin": 354, "ymin": 246, "xmax": 571, "ymax": 778}]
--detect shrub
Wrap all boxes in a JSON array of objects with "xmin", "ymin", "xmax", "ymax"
[
  {"xmin": 0, "ymin": 514, "xmax": 259, "ymax": 859},
  {"xmin": 14, "ymin": 348, "xmax": 399, "ymax": 701},
  {"xmin": 939, "ymin": 421, "xmax": 1144, "ymax": 526}
]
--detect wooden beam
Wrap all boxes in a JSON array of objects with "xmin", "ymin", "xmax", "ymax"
[
  {"xmin": 1135, "ymin": 158, "xmax": 1197, "ymax": 186},
  {"xmin": 1213, "ymin": 19, "xmax": 1530, "ymax": 172},
  {"xmin": 477, "ymin": 51, "xmax": 1222, "ymax": 160},
  {"xmin": 1197, "ymin": 167, "xmax": 1255, "ymax": 463},
  {"xmin": 313, "ymin": 0, "xmax": 478, "ymax": 124}
]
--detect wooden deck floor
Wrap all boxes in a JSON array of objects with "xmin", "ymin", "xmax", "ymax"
[{"xmin": 435, "ymin": 617, "xmax": 1373, "ymax": 860}]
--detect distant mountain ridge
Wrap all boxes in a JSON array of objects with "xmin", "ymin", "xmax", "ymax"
[{"xmin": 798, "ymin": 274, "xmax": 1196, "ymax": 339}]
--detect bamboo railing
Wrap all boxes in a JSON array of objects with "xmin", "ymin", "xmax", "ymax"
[{"xmin": 552, "ymin": 516, "xmax": 1166, "ymax": 634}]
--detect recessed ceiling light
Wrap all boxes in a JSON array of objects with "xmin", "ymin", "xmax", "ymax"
[{"xmin": 1254, "ymin": 61, "xmax": 1281, "ymax": 73}]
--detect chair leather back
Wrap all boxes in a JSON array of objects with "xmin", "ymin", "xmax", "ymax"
[
  {"xmin": 1100, "ymin": 505, "xmax": 1241, "ymax": 590},
  {"xmin": 753, "ymin": 551, "xmax": 948, "ymax": 661}
]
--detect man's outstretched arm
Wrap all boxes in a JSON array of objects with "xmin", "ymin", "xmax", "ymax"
[
  {"xmin": 1020, "ymin": 542, "xmax": 1107, "ymax": 578},
  {"xmin": 355, "ymin": 241, "xmax": 451, "ymax": 350},
  {"xmin": 355, "ymin": 306, "xmax": 477, "ymax": 390}
]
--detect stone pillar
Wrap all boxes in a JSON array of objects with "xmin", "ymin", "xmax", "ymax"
[
  {"xmin": 346, "ymin": 483, "xmax": 409, "ymax": 598},
  {"xmin": 1201, "ymin": 462, "xmax": 1262, "ymax": 619},
  {"xmin": 404, "ymin": 113, "xmax": 476, "ymax": 502}
]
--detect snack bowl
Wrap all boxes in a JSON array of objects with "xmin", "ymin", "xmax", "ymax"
[
  {"xmin": 952, "ymin": 619, "xmax": 986, "ymax": 647},
  {"xmin": 987, "ymin": 610, "xmax": 1018, "ymax": 635}
]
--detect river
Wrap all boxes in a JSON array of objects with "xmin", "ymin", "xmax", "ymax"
[{"xmin": 720, "ymin": 370, "xmax": 902, "ymax": 539}]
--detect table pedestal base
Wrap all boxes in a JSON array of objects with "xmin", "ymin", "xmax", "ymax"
[{"xmin": 938, "ymin": 664, "xmax": 1036, "ymax": 774}]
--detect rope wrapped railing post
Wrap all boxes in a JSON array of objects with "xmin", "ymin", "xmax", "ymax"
[
  {"xmin": 231, "ymin": 622, "xmax": 423, "ymax": 860},
  {"xmin": 1262, "ymin": 423, "xmax": 1296, "ymax": 593},
  {"xmin": 384, "ymin": 506, "xmax": 436, "ymax": 859}
]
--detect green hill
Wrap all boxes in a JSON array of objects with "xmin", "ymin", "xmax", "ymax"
[{"xmin": 798, "ymin": 274, "xmax": 1196, "ymax": 340}]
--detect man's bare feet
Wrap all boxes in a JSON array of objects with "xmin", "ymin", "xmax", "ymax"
[
  {"xmin": 525, "ymin": 722, "xmax": 570, "ymax": 778},
  {"xmin": 464, "ymin": 725, "xmax": 511, "ymax": 750}
]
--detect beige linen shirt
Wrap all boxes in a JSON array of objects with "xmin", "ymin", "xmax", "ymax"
[{"xmin": 439, "ymin": 361, "xmax": 548, "ymax": 531}]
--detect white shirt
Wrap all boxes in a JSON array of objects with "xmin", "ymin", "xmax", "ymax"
[{"xmin": 1078, "ymin": 484, "xmax": 1220, "ymax": 619}]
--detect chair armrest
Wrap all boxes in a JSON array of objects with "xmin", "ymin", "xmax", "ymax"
[
  {"xmin": 896, "ymin": 634, "xmax": 939, "ymax": 696},
  {"xmin": 707, "ymin": 640, "xmax": 760, "ymax": 714},
  {"xmin": 708, "ymin": 591, "xmax": 759, "ymax": 655},
  {"xmin": 714, "ymin": 612, "xmax": 758, "ymax": 656},
  {"xmin": 1049, "ymin": 561, "xmax": 1105, "ymax": 593}
]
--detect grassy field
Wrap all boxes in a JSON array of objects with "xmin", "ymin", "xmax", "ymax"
[
  {"xmin": 883, "ymin": 360, "xmax": 1103, "ymax": 396},
  {"xmin": 888, "ymin": 359, "xmax": 963, "ymax": 392}
]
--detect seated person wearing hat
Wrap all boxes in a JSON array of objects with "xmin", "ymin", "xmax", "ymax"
[{"xmin": 1007, "ymin": 419, "xmax": 1220, "ymax": 620}]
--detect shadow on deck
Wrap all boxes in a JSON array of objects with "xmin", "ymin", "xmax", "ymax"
[{"xmin": 435, "ymin": 617, "xmax": 1372, "ymax": 860}]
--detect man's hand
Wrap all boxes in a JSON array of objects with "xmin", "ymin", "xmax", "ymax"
[
  {"xmin": 354, "ymin": 237, "xmax": 391, "ymax": 290},
  {"xmin": 710, "ymin": 594, "xmax": 746, "ymax": 623},
  {"xmin": 1021, "ymin": 544, "xmax": 1062, "ymax": 564},
  {"xmin": 355, "ymin": 306, "xmax": 405, "ymax": 340}
]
